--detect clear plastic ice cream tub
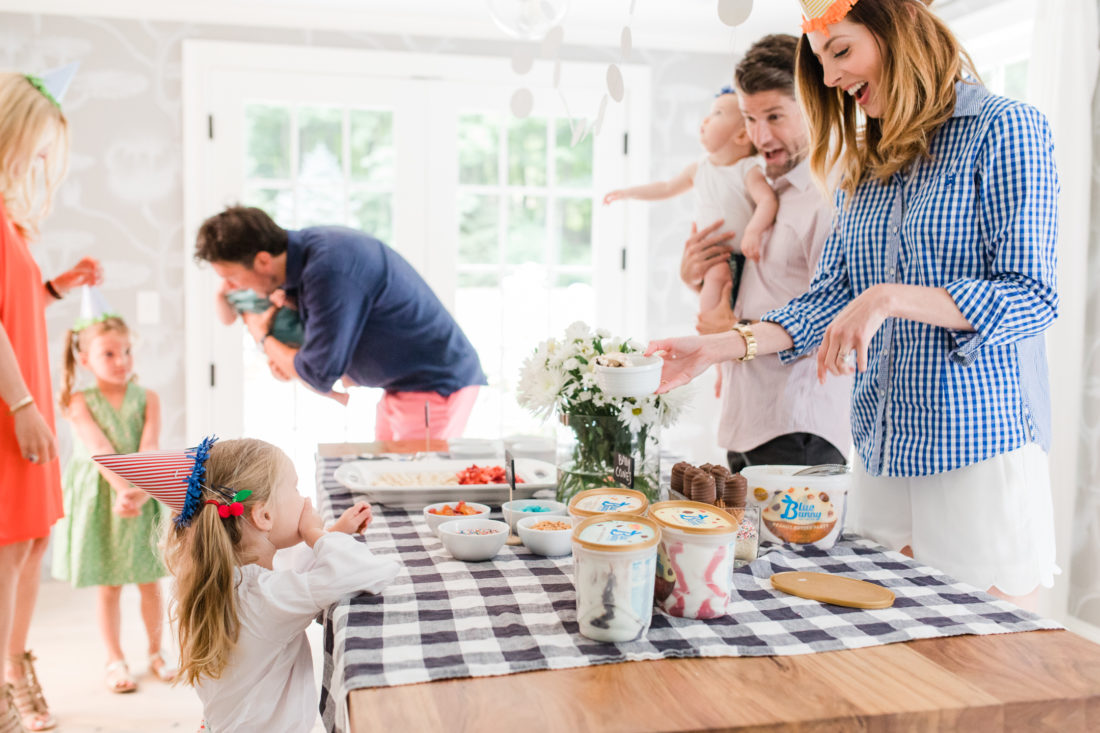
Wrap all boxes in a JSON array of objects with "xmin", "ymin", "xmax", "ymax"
[
  {"xmin": 567, "ymin": 487, "xmax": 649, "ymax": 527},
  {"xmin": 649, "ymin": 501, "xmax": 738, "ymax": 619},
  {"xmin": 571, "ymin": 513, "xmax": 661, "ymax": 643}
]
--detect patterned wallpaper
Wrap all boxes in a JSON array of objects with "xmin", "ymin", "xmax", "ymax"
[{"xmin": 0, "ymin": 11, "xmax": 732, "ymax": 465}]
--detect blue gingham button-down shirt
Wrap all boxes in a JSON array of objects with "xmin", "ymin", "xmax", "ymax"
[{"xmin": 762, "ymin": 82, "xmax": 1058, "ymax": 477}]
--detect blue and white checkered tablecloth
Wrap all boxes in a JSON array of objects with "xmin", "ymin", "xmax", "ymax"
[{"xmin": 315, "ymin": 456, "xmax": 1060, "ymax": 733}]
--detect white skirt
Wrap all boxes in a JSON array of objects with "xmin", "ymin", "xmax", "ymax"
[{"xmin": 847, "ymin": 443, "xmax": 1059, "ymax": 597}]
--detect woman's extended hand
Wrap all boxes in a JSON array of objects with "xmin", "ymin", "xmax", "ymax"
[
  {"xmin": 13, "ymin": 405, "xmax": 57, "ymax": 465},
  {"xmin": 817, "ymin": 284, "xmax": 891, "ymax": 383},
  {"xmin": 680, "ymin": 220, "xmax": 735, "ymax": 292},
  {"xmin": 51, "ymin": 256, "xmax": 103, "ymax": 295},
  {"xmin": 645, "ymin": 335, "xmax": 728, "ymax": 393}
]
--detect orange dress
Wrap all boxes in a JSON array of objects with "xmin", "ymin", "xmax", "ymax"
[{"xmin": 0, "ymin": 199, "xmax": 63, "ymax": 545}]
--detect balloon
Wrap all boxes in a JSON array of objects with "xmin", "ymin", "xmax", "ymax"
[
  {"xmin": 487, "ymin": 0, "xmax": 570, "ymax": 40},
  {"xmin": 717, "ymin": 0, "xmax": 753, "ymax": 27}
]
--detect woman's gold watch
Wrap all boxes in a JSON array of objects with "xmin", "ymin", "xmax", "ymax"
[{"xmin": 732, "ymin": 321, "xmax": 756, "ymax": 362}]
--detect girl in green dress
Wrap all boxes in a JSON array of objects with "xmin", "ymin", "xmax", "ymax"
[{"xmin": 51, "ymin": 315, "xmax": 174, "ymax": 694}]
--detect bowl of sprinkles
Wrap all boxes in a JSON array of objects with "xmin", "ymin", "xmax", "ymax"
[{"xmin": 437, "ymin": 518, "xmax": 509, "ymax": 561}]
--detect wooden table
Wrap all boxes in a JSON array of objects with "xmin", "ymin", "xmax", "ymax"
[
  {"xmin": 318, "ymin": 443, "xmax": 1100, "ymax": 731},
  {"xmin": 348, "ymin": 629, "xmax": 1100, "ymax": 731}
]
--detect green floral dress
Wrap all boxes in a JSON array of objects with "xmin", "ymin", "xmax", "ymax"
[{"xmin": 51, "ymin": 383, "xmax": 166, "ymax": 588}]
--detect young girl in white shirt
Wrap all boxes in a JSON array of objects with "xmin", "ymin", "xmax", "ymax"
[{"xmin": 94, "ymin": 437, "xmax": 400, "ymax": 733}]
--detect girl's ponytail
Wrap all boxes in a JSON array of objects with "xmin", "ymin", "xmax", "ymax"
[
  {"xmin": 59, "ymin": 328, "xmax": 78, "ymax": 412},
  {"xmin": 170, "ymin": 505, "xmax": 241, "ymax": 686}
]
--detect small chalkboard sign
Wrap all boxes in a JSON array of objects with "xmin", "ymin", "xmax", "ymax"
[
  {"xmin": 504, "ymin": 449, "xmax": 516, "ymax": 494},
  {"xmin": 613, "ymin": 452, "xmax": 634, "ymax": 489}
]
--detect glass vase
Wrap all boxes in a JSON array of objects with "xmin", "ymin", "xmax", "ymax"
[{"xmin": 555, "ymin": 413, "xmax": 660, "ymax": 504}]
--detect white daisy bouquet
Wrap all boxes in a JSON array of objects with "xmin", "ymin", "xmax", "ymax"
[{"xmin": 517, "ymin": 321, "xmax": 689, "ymax": 501}]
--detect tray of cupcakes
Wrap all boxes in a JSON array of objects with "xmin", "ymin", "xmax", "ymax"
[{"xmin": 669, "ymin": 461, "xmax": 759, "ymax": 566}]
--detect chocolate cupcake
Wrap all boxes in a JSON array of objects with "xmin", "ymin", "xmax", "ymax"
[
  {"xmin": 689, "ymin": 470, "xmax": 716, "ymax": 505},
  {"xmin": 723, "ymin": 473, "xmax": 748, "ymax": 508},
  {"xmin": 670, "ymin": 461, "xmax": 691, "ymax": 497}
]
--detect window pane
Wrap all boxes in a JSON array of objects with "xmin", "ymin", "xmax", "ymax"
[
  {"xmin": 299, "ymin": 186, "xmax": 343, "ymax": 227},
  {"xmin": 556, "ymin": 272, "xmax": 590, "ymax": 287},
  {"xmin": 349, "ymin": 191, "xmax": 393, "ymax": 243},
  {"xmin": 458, "ymin": 271, "xmax": 499, "ymax": 287},
  {"xmin": 458, "ymin": 193, "xmax": 499, "ymax": 264},
  {"xmin": 506, "ymin": 194, "xmax": 546, "ymax": 264},
  {"xmin": 555, "ymin": 119, "xmax": 593, "ymax": 187},
  {"xmin": 245, "ymin": 104, "xmax": 291, "ymax": 179},
  {"xmin": 242, "ymin": 186, "xmax": 294, "ymax": 226},
  {"xmin": 459, "ymin": 113, "xmax": 500, "ymax": 185},
  {"xmin": 350, "ymin": 110, "xmax": 394, "ymax": 185},
  {"xmin": 508, "ymin": 118, "xmax": 547, "ymax": 186},
  {"xmin": 557, "ymin": 197, "xmax": 592, "ymax": 266},
  {"xmin": 1003, "ymin": 60, "xmax": 1028, "ymax": 101},
  {"xmin": 299, "ymin": 107, "xmax": 343, "ymax": 181}
]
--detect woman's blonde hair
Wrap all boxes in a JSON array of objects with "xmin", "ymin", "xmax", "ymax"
[
  {"xmin": 60, "ymin": 316, "xmax": 131, "ymax": 412},
  {"xmin": 796, "ymin": 0, "xmax": 979, "ymax": 196},
  {"xmin": 0, "ymin": 72, "xmax": 70, "ymax": 239},
  {"xmin": 161, "ymin": 438, "xmax": 290, "ymax": 686}
]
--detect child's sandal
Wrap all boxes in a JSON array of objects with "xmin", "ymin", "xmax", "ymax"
[
  {"xmin": 148, "ymin": 652, "xmax": 177, "ymax": 683},
  {"xmin": 104, "ymin": 661, "xmax": 137, "ymax": 694},
  {"xmin": 6, "ymin": 652, "xmax": 54, "ymax": 731}
]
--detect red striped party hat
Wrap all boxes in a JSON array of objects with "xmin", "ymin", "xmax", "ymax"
[{"xmin": 94, "ymin": 436, "xmax": 218, "ymax": 528}]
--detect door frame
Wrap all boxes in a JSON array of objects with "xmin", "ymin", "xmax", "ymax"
[{"xmin": 182, "ymin": 39, "xmax": 651, "ymax": 442}]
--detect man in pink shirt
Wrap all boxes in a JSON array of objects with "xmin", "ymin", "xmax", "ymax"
[{"xmin": 679, "ymin": 35, "xmax": 852, "ymax": 472}]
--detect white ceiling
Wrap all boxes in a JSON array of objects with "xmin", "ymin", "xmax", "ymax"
[{"xmin": 10, "ymin": 0, "xmax": 805, "ymax": 54}]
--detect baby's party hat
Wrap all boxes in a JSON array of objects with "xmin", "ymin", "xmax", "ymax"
[
  {"xmin": 74, "ymin": 285, "xmax": 118, "ymax": 332},
  {"xmin": 26, "ymin": 62, "xmax": 79, "ymax": 109},
  {"xmin": 94, "ymin": 436, "xmax": 218, "ymax": 528},
  {"xmin": 799, "ymin": 0, "xmax": 859, "ymax": 35}
]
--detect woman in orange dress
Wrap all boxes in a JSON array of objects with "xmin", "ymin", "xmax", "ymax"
[{"xmin": 0, "ymin": 69, "xmax": 102, "ymax": 732}]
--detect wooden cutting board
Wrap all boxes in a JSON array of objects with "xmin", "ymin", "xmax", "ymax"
[{"xmin": 770, "ymin": 571, "xmax": 895, "ymax": 609}]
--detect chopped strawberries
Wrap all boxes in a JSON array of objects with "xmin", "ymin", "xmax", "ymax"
[{"xmin": 455, "ymin": 464, "xmax": 524, "ymax": 485}]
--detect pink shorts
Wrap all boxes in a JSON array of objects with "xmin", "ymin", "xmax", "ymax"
[{"xmin": 374, "ymin": 386, "xmax": 479, "ymax": 441}]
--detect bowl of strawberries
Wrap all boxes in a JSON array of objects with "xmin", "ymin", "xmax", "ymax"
[{"xmin": 423, "ymin": 500, "xmax": 491, "ymax": 536}]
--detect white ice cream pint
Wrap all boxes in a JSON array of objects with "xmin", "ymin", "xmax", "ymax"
[
  {"xmin": 571, "ymin": 513, "xmax": 660, "ymax": 643},
  {"xmin": 649, "ymin": 501, "xmax": 738, "ymax": 619},
  {"xmin": 739, "ymin": 465, "xmax": 850, "ymax": 550},
  {"xmin": 567, "ymin": 487, "xmax": 649, "ymax": 527}
]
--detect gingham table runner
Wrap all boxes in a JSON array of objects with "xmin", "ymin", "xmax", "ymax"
[{"xmin": 315, "ymin": 456, "xmax": 1060, "ymax": 732}]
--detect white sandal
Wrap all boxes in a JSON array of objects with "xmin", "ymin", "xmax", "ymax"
[
  {"xmin": 104, "ymin": 661, "xmax": 137, "ymax": 694},
  {"xmin": 148, "ymin": 652, "xmax": 177, "ymax": 683}
]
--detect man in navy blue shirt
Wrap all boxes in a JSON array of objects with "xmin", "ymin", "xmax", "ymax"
[{"xmin": 194, "ymin": 206, "xmax": 486, "ymax": 440}]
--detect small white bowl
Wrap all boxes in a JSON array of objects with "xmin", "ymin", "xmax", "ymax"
[
  {"xmin": 501, "ymin": 499, "xmax": 568, "ymax": 533},
  {"xmin": 437, "ymin": 518, "xmax": 509, "ymax": 561},
  {"xmin": 516, "ymin": 515, "xmax": 574, "ymax": 557},
  {"xmin": 422, "ymin": 501, "xmax": 491, "ymax": 536},
  {"xmin": 593, "ymin": 354, "xmax": 663, "ymax": 397}
]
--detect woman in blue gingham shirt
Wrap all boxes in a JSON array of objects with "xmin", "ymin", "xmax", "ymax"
[{"xmin": 648, "ymin": 0, "xmax": 1058, "ymax": 606}]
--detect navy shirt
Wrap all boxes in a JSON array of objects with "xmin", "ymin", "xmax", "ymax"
[{"xmin": 285, "ymin": 227, "xmax": 486, "ymax": 396}]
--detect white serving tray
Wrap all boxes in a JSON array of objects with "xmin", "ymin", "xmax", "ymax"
[{"xmin": 332, "ymin": 457, "xmax": 557, "ymax": 508}]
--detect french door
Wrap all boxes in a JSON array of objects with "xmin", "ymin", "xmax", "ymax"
[{"xmin": 183, "ymin": 41, "xmax": 650, "ymax": 484}]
